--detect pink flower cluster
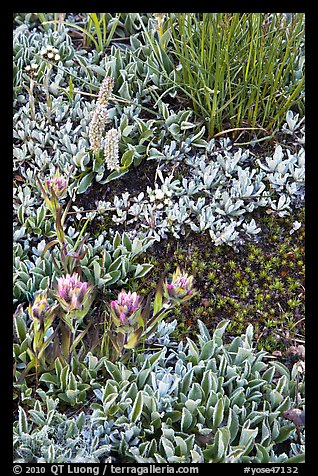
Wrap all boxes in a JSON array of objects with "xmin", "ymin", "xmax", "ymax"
[
  {"xmin": 46, "ymin": 176, "xmax": 67, "ymax": 196},
  {"xmin": 165, "ymin": 269, "xmax": 194, "ymax": 299},
  {"xmin": 57, "ymin": 273, "xmax": 88, "ymax": 310},
  {"xmin": 110, "ymin": 290, "xmax": 140, "ymax": 325}
]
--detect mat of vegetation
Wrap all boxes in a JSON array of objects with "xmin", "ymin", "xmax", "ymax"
[{"xmin": 13, "ymin": 13, "xmax": 305, "ymax": 464}]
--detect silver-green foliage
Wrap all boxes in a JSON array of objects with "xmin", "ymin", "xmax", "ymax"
[
  {"xmin": 13, "ymin": 227, "xmax": 154, "ymax": 304},
  {"xmin": 13, "ymin": 397, "xmax": 111, "ymax": 463},
  {"xmin": 14, "ymin": 321, "xmax": 305, "ymax": 463},
  {"xmin": 102, "ymin": 120, "xmax": 305, "ymax": 245},
  {"xmin": 91, "ymin": 320, "xmax": 305, "ymax": 463}
]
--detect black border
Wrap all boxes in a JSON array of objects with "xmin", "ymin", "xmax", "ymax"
[{"xmin": 6, "ymin": 5, "xmax": 314, "ymax": 474}]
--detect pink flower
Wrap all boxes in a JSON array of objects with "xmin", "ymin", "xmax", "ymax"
[
  {"xmin": 57, "ymin": 273, "xmax": 90, "ymax": 311},
  {"xmin": 46, "ymin": 174, "xmax": 68, "ymax": 197},
  {"xmin": 110, "ymin": 290, "xmax": 140, "ymax": 325},
  {"xmin": 164, "ymin": 267, "xmax": 194, "ymax": 300}
]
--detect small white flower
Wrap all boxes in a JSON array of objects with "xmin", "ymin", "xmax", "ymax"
[
  {"xmin": 54, "ymin": 54, "xmax": 60, "ymax": 61},
  {"xmin": 98, "ymin": 76, "xmax": 114, "ymax": 105},
  {"xmin": 154, "ymin": 189, "xmax": 165, "ymax": 200},
  {"xmin": 290, "ymin": 221, "xmax": 302, "ymax": 235},
  {"xmin": 104, "ymin": 128, "xmax": 120, "ymax": 171},
  {"xmin": 89, "ymin": 76, "xmax": 114, "ymax": 154}
]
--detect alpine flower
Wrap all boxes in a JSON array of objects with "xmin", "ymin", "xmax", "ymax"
[
  {"xmin": 56, "ymin": 273, "xmax": 93, "ymax": 312},
  {"xmin": 164, "ymin": 267, "xmax": 195, "ymax": 301},
  {"xmin": 110, "ymin": 290, "xmax": 141, "ymax": 325},
  {"xmin": 104, "ymin": 128, "xmax": 120, "ymax": 170},
  {"xmin": 89, "ymin": 75, "xmax": 114, "ymax": 154},
  {"xmin": 46, "ymin": 174, "xmax": 68, "ymax": 198}
]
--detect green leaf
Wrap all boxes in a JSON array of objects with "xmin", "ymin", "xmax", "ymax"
[
  {"xmin": 286, "ymin": 453, "xmax": 305, "ymax": 463},
  {"xmin": 212, "ymin": 397, "xmax": 225, "ymax": 430},
  {"xmin": 108, "ymin": 255, "xmax": 123, "ymax": 272},
  {"xmin": 122, "ymin": 125, "xmax": 134, "ymax": 137},
  {"xmin": 112, "ymin": 231, "xmax": 121, "ymax": 249},
  {"xmin": 103, "ymin": 270, "xmax": 121, "ymax": 285},
  {"xmin": 14, "ymin": 313, "xmax": 27, "ymax": 342},
  {"xmin": 181, "ymin": 407, "xmax": 193, "ymax": 432},
  {"xmin": 181, "ymin": 368, "xmax": 194, "ymax": 394},
  {"xmin": 270, "ymin": 361, "xmax": 290, "ymax": 380},
  {"xmin": 255, "ymin": 444, "xmax": 271, "ymax": 463},
  {"xmin": 104, "ymin": 360, "xmax": 123, "ymax": 383},
  {"xmin": 137, "ymin": 369, "xmax": 151, "ymax": 389},
  {"xmin": 130, "ymin": 391, "xmax": 144, "ymax": 423},
  {"xmin": 260, "ymin": 419, "xmax": 272, "ymax": 446},
  {"xmin": 54, "ymin": 357, "xmax": 63, "ymax": 379},
  {"xmin": 160, "ymin": 437, "xmax": 175, "ymax": 459},
  {"xmin": 269, "ymin": 389, "xmax": 284, "ymax": 408},
  {"xmin": 153, "ymin": 279, "xmax": 163, "ymax": 315},
  {"xmin": 190, "ymin": 125, "xmax": 206, "ymax": 142},
  {"xmin": 77, "ymin": 172, "xmax": 94, "ymax": 194},
  {"xmin": 68, "ymin": 75, "xmax": 74, "ymax": 100},
  {"xmin": 188, "ymin": 383, "xmax": 202, "ymax": 402},
  {"xmin": 200, "ymin": 340, "xmax": 216, "ymax": 361},
  {"xmin": 102, "ymin": 393, "xmax": 118, "ymax": 412},
  {"xmin": 185, "ymin": 399, "xmax": 199, "ymax": 414},
  {"xmin": 60, "ymin": 365, "xmax": 70, "ymax": 392},
  {"xmin": 18, "ymin": 406, "xmax": 29, "ymax": 433},
  {"xmin": 186, "ymin": 338, "xmax": 199, "ymax": 364},
  {"xmin": 121, "ymin": 149, "xmax": 134, "ymax": 167},
  {"xmin": 148, "ymin": 147, "xmax": 165, "ymax": 159},
  {"xmin": 235, "ymin": 347, "xmax": 253, "ymax": 365},
  {"xmin": 39, "ymin": 373, "xmax": 58, "ymax": 385},
  {"xmin": 28, "ymin": 409, "xmax": 46, "ymax": 426},
  {"xmin": 213, "ymin": 319, "xmax": 230, "ymax": 344},
  {"xmin": 134, "ymin": 263, "xmax": 153, "ymax": 278},
  {"xmin": 214, "ymin": 427, "xmax": 231, "ymax": 461},
  {"xmin": 124, "ymin": 328, "xmax": 143, "ymax": 349},
  {"xmin": 68, "ymin": 372, "xmax": 77, "ymax": 391},
  {"xmin": 239, "ymin": 428, "xmax": 258, "ymax": 454},
  {"xmin": 227, "ymin": 407, "xmax": 239, "ymax": 443},
  {"xmin": 105, "ymin": 168, "xmax": 128, "ymax": 183},
  {"xmin": 39, "ymin": 276, "xmax": 50, "ymax": 290},
  {"xmin": 93, "ymin": 261, "xmax": 101, "ymax": 283},
  {"xmin": 140, "ymin": 129, "xmax": 154, "ymax": 143},
  {"xmin": 175, "ymin": 436, "xmax": 188, "ymax": 457},
  {"xmin": 197, "ymin": 319, "xmax": 211, "ymax": 342},
  {"xmin": 275, "ymin": 424, "xmax": 295, "ymax": 443},
  {"xmin": 76, "ymin": 412, "xmax": 86, "ymax": 431},
  {"xmin": 148, "ymin": 349, "xmax": 165, "ymax": 367},
  {"xmin": 122, "ymin": 232, "xmax": 132, "ymax": 251}
]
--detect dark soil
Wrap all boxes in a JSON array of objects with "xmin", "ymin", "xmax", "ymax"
[{"xmin": 72, "ymin": 151, "xmax": 305, "ymax": 371}]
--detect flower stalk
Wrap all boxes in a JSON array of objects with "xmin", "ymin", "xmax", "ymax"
[
  {"xmin": 53, "ymin": 273, "xmax": 95, "ymax": 364},
  {"xmin": 89, "ymin": 76, "xmax": 114, "ymax": 155},
  {"xmin": 27, "ymin": 291, "xmax": 58, "ymax": 386}
]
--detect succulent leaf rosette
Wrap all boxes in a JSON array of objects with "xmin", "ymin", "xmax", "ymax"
[
  {"xmin": 54, "ymin": 273, "xmax": 95, "ymax": 327},
  {"xmin": 163, "ymin": 266, "xmax": 197, "ymax": 303}
]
